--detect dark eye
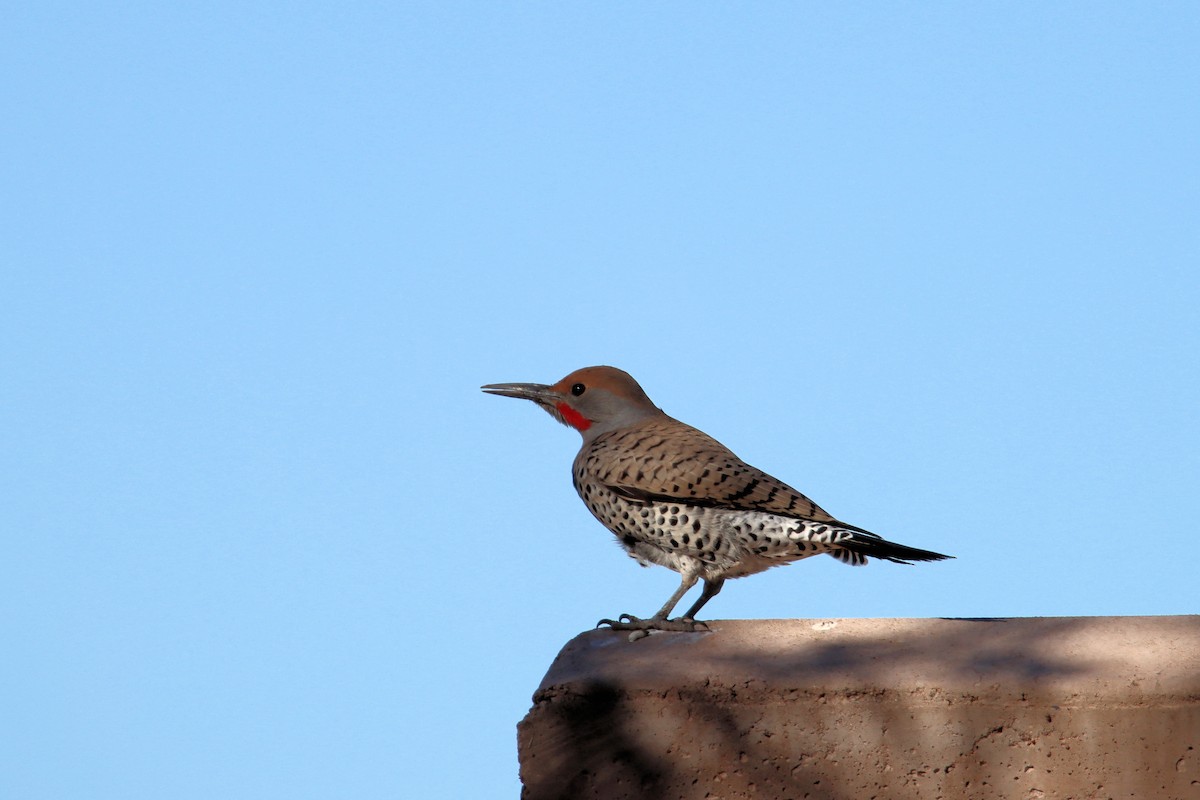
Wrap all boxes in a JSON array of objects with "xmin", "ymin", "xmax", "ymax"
[{"xmin": 571, "ymin": 383, "xmax": 586, "ymax": 396}]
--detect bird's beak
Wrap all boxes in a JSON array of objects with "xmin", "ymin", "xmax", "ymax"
[{"xmin": 481, "ymin": 382, "xmax": 559, "ymax": 406}]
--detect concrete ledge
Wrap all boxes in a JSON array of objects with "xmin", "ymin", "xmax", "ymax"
[{"xmin": 518, "ymin": 616, "xmax": 1200, "ymax": 799}]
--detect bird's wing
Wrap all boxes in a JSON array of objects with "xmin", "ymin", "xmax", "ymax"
[{"xmin": 583, "ymin": 417, "xmax": 851, "ymax": 526}]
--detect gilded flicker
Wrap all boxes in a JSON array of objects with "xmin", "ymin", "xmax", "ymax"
[{"xmin": 482, "ymin": 366, "xmax": 951, "ymax": 633}]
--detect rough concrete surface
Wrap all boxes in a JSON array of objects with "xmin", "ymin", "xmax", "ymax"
[{"xmin": 517, "ymin": 616, "xmax": 1200, "ymax": 800}]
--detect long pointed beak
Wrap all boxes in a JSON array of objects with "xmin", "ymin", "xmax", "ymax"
[{"xmin": 480, "ymin": 382, "xmax": 558, "ymax": 404}]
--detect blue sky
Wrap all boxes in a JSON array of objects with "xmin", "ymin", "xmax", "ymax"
[{"xmin": 2, "ymin": 3, "xmax": 1197, "ymax": 798}]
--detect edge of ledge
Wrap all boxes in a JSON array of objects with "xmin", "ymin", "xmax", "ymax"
[{"xmin": 535, "ymin": 615, "xmax": 1200, "ymax": 704}]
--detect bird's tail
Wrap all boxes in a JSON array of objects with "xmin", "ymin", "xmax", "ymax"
[{"xmin": 833, "ymin": 530, "xmax": 953, "ymax": 566}]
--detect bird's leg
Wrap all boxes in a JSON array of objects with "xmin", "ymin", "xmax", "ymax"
[
  {"xmin": 679, "ymin": 577, "xmax": 724, "ymax": 621},
  {"xmin": 650, "ymin": 567, "xmax": 699, "ymax": 619},
  {"xmin": 598, "ymin": 565, "xmax": 711, "ymax": 633}
]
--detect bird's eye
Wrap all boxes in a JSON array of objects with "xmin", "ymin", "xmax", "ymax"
[{"xmin": 571, "ymin": 383, "xmax": 586, "ymax": 396}]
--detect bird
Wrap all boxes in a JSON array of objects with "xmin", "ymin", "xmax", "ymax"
[{"xmin": 482, "ymin": 366, "xmax": 951, "ymax": 634}]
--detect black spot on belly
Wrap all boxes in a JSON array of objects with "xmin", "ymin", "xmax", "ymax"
[{"xmin": 621, "ymin": 534, "xmax": 637, "ymax": 548}]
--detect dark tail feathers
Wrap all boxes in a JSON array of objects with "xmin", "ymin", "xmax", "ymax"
[{"xmin": 841, "ymin": 533, "xmax": 953, "ymax": 565}]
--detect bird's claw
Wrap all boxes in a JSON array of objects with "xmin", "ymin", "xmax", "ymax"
[{"xmin": 596, "ymin": 614, "xmax": 711, "ymax": 635}]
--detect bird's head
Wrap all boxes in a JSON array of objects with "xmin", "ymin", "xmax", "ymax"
[{"xmin": 482, "ymin": 366, "xmax": 662, "ymax": 440}]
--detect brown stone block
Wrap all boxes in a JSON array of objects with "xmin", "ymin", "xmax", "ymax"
[{"xmin": 518, "ymin": 616, "xmax": 1200, "ymax": 800}]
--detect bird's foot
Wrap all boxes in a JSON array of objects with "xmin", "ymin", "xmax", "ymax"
[{"xmin": 597, "ymin": 614, "xmax": 710, "ymax": 639}]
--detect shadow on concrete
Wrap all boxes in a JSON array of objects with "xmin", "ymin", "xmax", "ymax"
[
  {"xmin": 703, "ymin": 617, "xmax": 1086, "ymax": 685},
  {"xmin": 520, "ymin": 682, "xmax": 669, "ymax": 800}
]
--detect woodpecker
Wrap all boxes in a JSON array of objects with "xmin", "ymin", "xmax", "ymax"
[{"xmin": 482, "ymin": 366, "xmax": 950, "ymax": 633}]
